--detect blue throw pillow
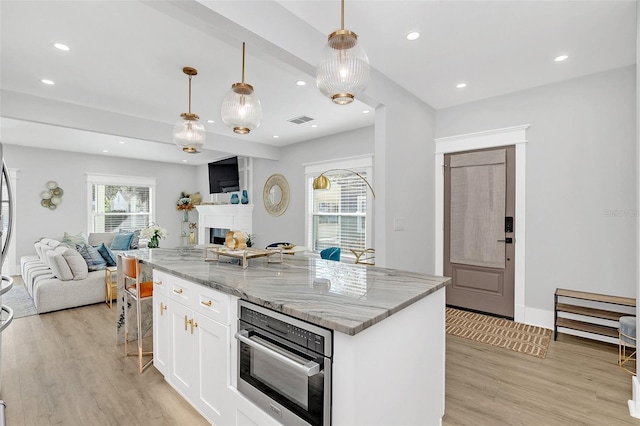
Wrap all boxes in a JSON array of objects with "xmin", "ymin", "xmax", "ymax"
[
  {"xmin": 76, "ymin": 243, "xmax": 107, "ymax": 271},
  {"xmin": 118, "ymin": 229, "xmax": 140, "ymax": 249},
  {"xmin": 111, "ymin": 232, "xmax": 134, "ymax": 251},
  {"xmin": 96, "ymin": 243, "xmax": 117, "ymax": 267}
]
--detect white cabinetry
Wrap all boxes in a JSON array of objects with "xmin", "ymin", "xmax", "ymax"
[
  {"xmin": 152, "ymin": 274, "xmax": 169, "ymax": 376},
  {"xmin": 153, "ymin": 270, "xmax": 232, "ymax": 425}
]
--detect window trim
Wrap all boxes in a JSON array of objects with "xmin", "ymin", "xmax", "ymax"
[
  {"xmin": 86, "ymin": 173, "xmax": 157, "ymax": 235},
  {"xmin": 304, "ymin": 155, "xmax": 374, "ymax": 259}
]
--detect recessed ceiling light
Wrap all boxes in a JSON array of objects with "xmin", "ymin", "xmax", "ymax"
[
  {"xmin": 273, "ymin": 135, "xmax": 279, "ymax": 139},
  {"xmin": 362, "ymin": 110, "xmax": 371, "ymax": 114},
  {"xmin": 182, "ymin": 159, "xmax": 188, "ymax": 163},
  {"xmin": 296, "ymin": 80, "xmax": 307, "ymax": 86},
  {"xmin": 102, "ymin": 149, "xmax": 109, "ymax": 153},
  {"xmin": 311, "ymin": 124, "xmax": 318, "ymax": 128},
  {"xmin": 41, "ymin": 79, "xmax": 55, "ymax": 85},
  {"xmin": 406, "ymin": 32, "xmax": 421, "ymax": 41},
  {"xmin": 207, "ymin": 120, "xmax": 215, "ymax": 123},
  {"xmin": 119, "ymin": 140, "xmax": 125, "ymax": 144},
  {"xmin": 554, "ymin": 55, "xmax": 568, "ymax": 62},
  {"xmin": 54, "ymin": 43, "xmax": 70, "ymax": 51},
  {"xmin": 456, "ymin": 83, "xmax": 467, "ymax": 89}
]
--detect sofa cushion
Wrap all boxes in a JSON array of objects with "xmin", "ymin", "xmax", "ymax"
[
  {"xmin": 76, "ymin": 243, "xmax": 107, "ymax": 272},
  {"xmin": 96, "ymin": 243, "xmax": 117, "ymax": 267},
  {"xmin": 111, "ymin": 232, "xmax": 134, "ymax": 251},
  {"xmin": 40, "ymin": 245, "xmax": 55, "ymax": 267},
  {"xmin": 118, "ymin": 229, "xmax": 140, "ymax": 249},
  {"xmin": 63, "ymin": 232, "xmax": 88, "ymax": 246},
  {"xmin": 46, "ymin": 248, "xmax": 73, "ymax": 281},
  {"xmin": 61, "ymin": 248, "xmax": 89, "ymax": 280},
  {"xmin": 88, "ymin": 232, "xmax": 116, "ymax": 248}
]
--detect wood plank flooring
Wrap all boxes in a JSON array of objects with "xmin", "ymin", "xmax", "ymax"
[{"xmin": 0, "ymin": 295, "xmax": 638, "ymax": 425}]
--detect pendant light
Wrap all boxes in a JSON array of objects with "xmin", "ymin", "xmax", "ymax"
[
  {"xmin": 316, "ymin": 0, "xmax": 370, "ymax": 105},
  {"xmin": 173, "ymin": 67, "xmax": 206, "ymax": 153},
  {"xmin": 221, "ymin": 42, "xmax": 262, "ymax": 134}
]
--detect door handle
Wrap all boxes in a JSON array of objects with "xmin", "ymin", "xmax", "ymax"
[
  {"xmin": 497, "ymin": 239, "xmax": 506, "ymax": 242},
  {"xmin": 235, "ymin": 329, "xmax": 321, "ymax": 376},
  {"xmin": 497, "ymin": 238, "xmax": 513, "ymax": 244}
]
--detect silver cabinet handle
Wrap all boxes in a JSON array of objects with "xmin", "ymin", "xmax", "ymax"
[
  {"xmin": 497, "ymin": 239, "xmax": 506, "ymax": 242},
  {"xmin": 235, "ymin": 329, "xmax": 320, "ymax": 376}
]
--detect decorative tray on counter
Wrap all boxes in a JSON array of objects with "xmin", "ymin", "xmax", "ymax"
[{"xmin": 204, "ymin": 246, "xmax": 284, "ymax": 269}]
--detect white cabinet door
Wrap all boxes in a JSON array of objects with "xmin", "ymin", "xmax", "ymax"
[
  {"xmin": 196, "ymin": 312, "xmax": 230, "ymax": 425},
  {"xmin": 153, "ymin": 291, "xmax": 169, "ymax": 376},
  {"xmin": 169, "ymin": 300, "xmax": 197, "ymax": 400}
]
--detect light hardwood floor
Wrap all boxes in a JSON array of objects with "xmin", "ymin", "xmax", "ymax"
[{"xmin": 1, "ymin": 295, "xmax": 639, "ymax": 425}]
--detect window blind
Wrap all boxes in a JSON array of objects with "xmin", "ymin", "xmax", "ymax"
[
  {"xmin": 308, "ymin": 171, "xmax": 369, "ymax": 253},
  {"xmin": 91, "ymin": 184, "xmax": 151, "ymax": 232}
]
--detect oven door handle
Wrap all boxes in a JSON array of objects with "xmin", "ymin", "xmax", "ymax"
[{"xmin": 235, "ymin": 329, "xmax": 321, "ymax": 377}]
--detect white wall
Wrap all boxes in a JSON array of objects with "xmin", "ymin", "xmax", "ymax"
[
  {"xmin": 436, "ymin": 65, "xmax": 637, "ymax": 313},
  {"xmin": 4, "ymin": 145, "xmax": 199, "ymax": 263}
]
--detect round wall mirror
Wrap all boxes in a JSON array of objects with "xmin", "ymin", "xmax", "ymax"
[{"xmin": 263, "ymin": 173, "xmax": 290, "ymax": 216}]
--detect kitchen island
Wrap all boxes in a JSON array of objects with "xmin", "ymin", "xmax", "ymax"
[{"xmin": 117, "ymin": 247, "xmax": 450, "ymax": 426}]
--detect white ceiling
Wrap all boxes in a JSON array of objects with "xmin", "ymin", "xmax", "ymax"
[{"xmin": 0, "ymin": 1, "xmax": 636, "ymax": 165}]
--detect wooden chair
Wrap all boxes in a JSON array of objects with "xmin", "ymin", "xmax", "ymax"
[
  {"xmin": 122, "ymin": 256, "xmax": 154, "ymax": 373},
  {"xmin": 619, "ymin": 316, "xmax": 636, "ymax": 374}
]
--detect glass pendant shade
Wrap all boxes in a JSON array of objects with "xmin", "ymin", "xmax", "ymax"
[
  {"xmin": 173, "ymin": 67, "xmax": 205, "ymax": 153},
  {"xmin": 317, "ymin": 30, "xmax": 370, "ymax": 105},
  {"xmin": 221, "ymin": 84, "xmax": 263, "ymax": 134},
  {"xmin": 173, "ymin": 115, "xmax": 206, "ymax": 153}
]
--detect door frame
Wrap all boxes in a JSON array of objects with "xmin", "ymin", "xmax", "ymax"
[{"xmin": 434, "ymin": 125, "xmax": 529, "ymax": 323}]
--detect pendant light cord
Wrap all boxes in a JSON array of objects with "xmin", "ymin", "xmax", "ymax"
[
  {"xmin": 341, "ymin": 0, "xmax": 344, "ymax": 30},
  {"xmin": 241, "ymin": 42, "xmax": 246, "ymax": 84},
  {"xmin": 187, "ymin": 74, "xmax": 192, "ymax": 114}
]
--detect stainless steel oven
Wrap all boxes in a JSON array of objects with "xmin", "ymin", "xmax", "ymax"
[{"xmin": 236, "ymin": 300, "xmax": 332, "ymax": 426}]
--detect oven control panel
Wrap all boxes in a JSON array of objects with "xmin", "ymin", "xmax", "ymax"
[{"xmin": 240, "ymin": 305, "xmax": 327, "ymax": 355}]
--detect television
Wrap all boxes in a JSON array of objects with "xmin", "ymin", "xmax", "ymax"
[{"xmin": 208, "ymin": 157, "xmax": 240, "ymax": 194}]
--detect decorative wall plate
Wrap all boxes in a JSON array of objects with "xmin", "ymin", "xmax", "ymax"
[{"xmin": 263, "ymin": 173, "xmax": 290, "ymax": 217}]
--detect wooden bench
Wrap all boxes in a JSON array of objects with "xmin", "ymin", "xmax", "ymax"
[{"xmin": 554, "ymin": 288, "xmax": 635, "ymax": 343}]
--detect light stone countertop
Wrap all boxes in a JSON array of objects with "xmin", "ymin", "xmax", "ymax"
[{"xmin": 127, "ymin": 246, "xmax": 450, "ymax": 335}]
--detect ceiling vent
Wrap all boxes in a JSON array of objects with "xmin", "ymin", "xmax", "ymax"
[{"xmin": 287, "ymin": 115, "xmax": 314, "ymax": 125}]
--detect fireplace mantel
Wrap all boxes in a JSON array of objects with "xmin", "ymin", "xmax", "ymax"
[{"xmin": 194, "ymin": 204, "xmax": 254, "ymax": 244}]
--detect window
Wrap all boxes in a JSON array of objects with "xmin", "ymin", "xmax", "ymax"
[
  {"xmin": 86, "ymin": 174, "xmax": 156, "ymax": 233},
  {"xmin": 305, "ymin": 156, "xmax": 373, "ymax": 257}
]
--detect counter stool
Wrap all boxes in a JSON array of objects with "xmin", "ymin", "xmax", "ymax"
[
  {"xmin": 123, "ymin": 256, "xmax": 153, "ymax": 373},
  {"xmin": 619, "ymin": 316, "xmax": 636, "ymax": 374}
]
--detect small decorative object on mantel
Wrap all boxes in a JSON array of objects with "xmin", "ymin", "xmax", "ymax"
[
  {"xmin": 241, "ymin": 189, "xmax": 249, "ymax": 204},
  {"xmin": 177, "ymin": 191, "xmax": 194, "ymax": 222},
  {"xmin": 230, "ymin": 193, "xmax": 240, "ymax": 204},
  {"xmin": 40, "ymin": 180, "xmax": 64, "ymax": 210},
  {"xmin": 140, "ymin": 223, "xmax": 168, "ymax": 248}
]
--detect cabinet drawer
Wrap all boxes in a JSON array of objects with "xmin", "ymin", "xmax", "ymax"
[
  {"xmin": 153, "ymin": 270, "xmax": 170, "ymax": 297},
  {"xmin": 193, "ymin": 286, "xmax": 231, "ymax": 326},
  {"xmin": 168, "ymin": 278, "xmax": 191, "ymax": 304}
]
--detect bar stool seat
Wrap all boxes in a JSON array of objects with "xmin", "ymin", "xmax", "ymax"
[
  {"xmin": 122, "ymin": 256, "xmax": 153, "ymax": 373},
  {"xmin": 619, "ymin": 316, "xmax": 636, "ymax": 374}
]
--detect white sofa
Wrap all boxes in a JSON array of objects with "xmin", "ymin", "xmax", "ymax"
[{"xmin": 20, "ymin": 232, "xmax": 124, "ymax": 314}]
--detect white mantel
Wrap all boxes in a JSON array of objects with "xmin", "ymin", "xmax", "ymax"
[{"xmin": 194, "ymin": 204, "xmax": 254, "ymax": 244}]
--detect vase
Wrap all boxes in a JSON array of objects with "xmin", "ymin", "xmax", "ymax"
[
  {"xmin": 182, "ymin": 209, "xmax": 189, "ymax": 222},
  {"xmin": 241, "ymin": 189, "xmax": 249, "ymax": 204},
  {"xmin": 230, "ymin": 193, "xmax": 240, "ymax": 204},
  {"xmin": 148, "ymin": 236, "xmax": 159, "ymax": 248}
]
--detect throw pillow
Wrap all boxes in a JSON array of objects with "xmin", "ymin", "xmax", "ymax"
[
  {"xmin": 40, "ymin": 245, "xmax": 54, "ymax": 268},
  {"xmin": 60, "ymin": 247, "xmax": 88, "ymax": 280},
  {"xmin": 118, "ymin": 229, "xmax": 140, "ymax": 249},
  {"xmin": 46, "ymin": 248, "xmax": 73, "ymax": 281},
  {"xmin": 97, "ymin": 243, "xmax": 117, "ymax": 267},
  {"xmin": 63, "ymin": 232, "xmax": 87, "ymax": 246},
  {"xmin": 111, "ymin": 232, "xmax": 134, "ymax": 251},
  {"xmin": 76, "ymin": 243, "xmax": 107, "ymax": 271}
]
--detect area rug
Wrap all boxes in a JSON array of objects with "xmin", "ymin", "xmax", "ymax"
[
  {"xmin": 3, "ymin": 282, "xmax": 37, "ymax": 319},
  {"xmin": 446, "ymin": 307, "xmax": 552, "ymax": 359}
]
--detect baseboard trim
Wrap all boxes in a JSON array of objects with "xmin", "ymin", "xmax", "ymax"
[
  {"xmin": 629, "ymin": 376, "xmax": 640, "ymax": 418},
  {"xmin": 523, "ymin": 306, "xmax": 553, "ymax": 330}
]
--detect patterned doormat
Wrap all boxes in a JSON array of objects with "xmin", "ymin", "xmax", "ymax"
[{"xmin": 446, "ymin": 307, "xmax": 552, "ymax": 359}]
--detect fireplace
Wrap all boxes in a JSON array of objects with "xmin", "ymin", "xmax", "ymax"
[
  {"xmin": 194, "ymin": 205, "xmax": 253, "ymax": 245},
  {"xmin": 210, "ymin": 228, "xmax": 230, "ymax": 245}
]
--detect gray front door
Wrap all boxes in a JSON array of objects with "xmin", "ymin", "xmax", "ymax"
[{"xmin": 444, "ymin": 146, "xmax": 515, "ymax": 318}]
